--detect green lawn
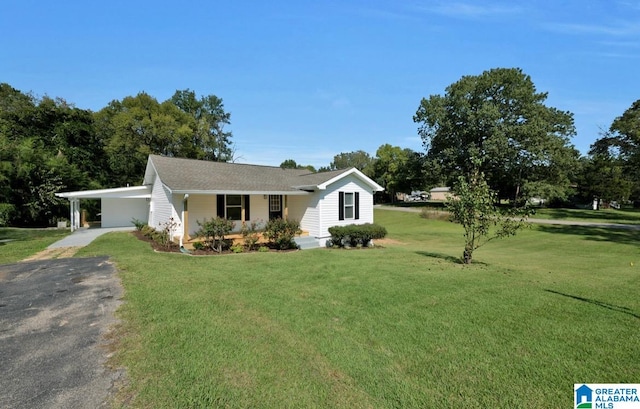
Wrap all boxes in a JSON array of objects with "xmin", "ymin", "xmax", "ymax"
[
  {"xmin": 0, "ymin": 227, "xmax": 70, "ymax": 264},
  {"xmin": 532, "ymin": 207, "xmax": 640, "ymax": 224},
  {"xmin": 75, "ymin": 210, "xmax": 640, "ymax": 408}
]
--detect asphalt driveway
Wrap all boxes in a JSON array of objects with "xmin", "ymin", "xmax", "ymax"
[{"xmin": 0, "ymin": 256, "xmax": 124, "ymax": 409}]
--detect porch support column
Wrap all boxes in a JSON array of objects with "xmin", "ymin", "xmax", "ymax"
[
  {"xmin": 69, "ymin": 199, "xmax": 80, "ymax": 232},
  {"xmin": 182, "ymin": 194, "xmax": 190, "ymax": 241},
  {"xmin": 284, "ymin": 195, "xmax": 288, "ymax": 220}
]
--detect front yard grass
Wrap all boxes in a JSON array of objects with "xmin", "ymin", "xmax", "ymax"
[
  {"xmin": 0, "ymin": 227, "xmax": 70, "ymax": 264},
  {"xmin": 77, "ymin": 210, "xmax": 640, "ymax": 408},
  {"xmin": 533, "ymin": 207, "xmax": 640, "ymax": 224}
]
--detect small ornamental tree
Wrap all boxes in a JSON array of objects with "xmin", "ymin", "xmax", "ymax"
[
  {"xmin": 195, "ymin": 217, "xmax": 234, "ymax": 253},
  {"xmin": 446, "ymin": 168, "xmax": 530, "ymax": 264}
]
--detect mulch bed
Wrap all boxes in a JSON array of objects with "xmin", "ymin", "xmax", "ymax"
[{"xmin": 131, "ymin": 231, "xmax": 297, "ymax": 255}]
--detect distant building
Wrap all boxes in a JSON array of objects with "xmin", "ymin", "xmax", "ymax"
[{"xmin": 429, "ymin": 187, "xmax": 453, "ymax": 201}]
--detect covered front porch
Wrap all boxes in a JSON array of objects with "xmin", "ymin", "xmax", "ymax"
[{"xmin": 176, "ymin": 191, "xmax": 310, "ymax": 242}]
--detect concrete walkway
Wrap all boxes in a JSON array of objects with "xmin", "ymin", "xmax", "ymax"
[
  {"xmin": 48, "ymin": 227, "xmax": 135, "ymax": 248},
  {"xmin": 23, "ymin": 227, "xmax": 135, "ymax": 261}
]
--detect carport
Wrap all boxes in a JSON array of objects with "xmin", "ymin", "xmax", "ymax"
[{"xmin": 56, "ymin": 186, "xmax": 151, "ymax": 231}]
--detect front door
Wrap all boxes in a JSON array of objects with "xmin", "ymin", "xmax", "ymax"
[{"xmin": 268, "ymin": 195, "xmax": 283, "ymax": 220}]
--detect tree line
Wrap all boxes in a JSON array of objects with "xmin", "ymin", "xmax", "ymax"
[
  {"xmin": 1, "ymin": 67, "xmax": 638, "ymax": 227},
  {"xmin": 0, "ymin": 84, "xmax": 233, "ymax": 226}
]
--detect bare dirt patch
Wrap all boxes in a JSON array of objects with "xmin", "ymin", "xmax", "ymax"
[
  {"xmin": 374, "ymin": 238, "xmax": 406, "ymax": 246},
  {"xmin": 22, "ymin": 246, "xmax": 80, "ymax": 261}
]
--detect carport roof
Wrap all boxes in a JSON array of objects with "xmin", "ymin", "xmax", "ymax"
[{"xmin": 56, "ymin": 185, "xmax": 151, "ymax": 199}]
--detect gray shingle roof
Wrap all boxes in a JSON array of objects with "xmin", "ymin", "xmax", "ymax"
[{"xmin": 147, "ymin": 155, "xmax": 352, "ymax": 193}]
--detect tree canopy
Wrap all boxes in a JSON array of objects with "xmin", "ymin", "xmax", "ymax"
[
  {"xmin": 414, "ymin": 67, "xmax": 579, "ymax": 203},
  {"xmin": 588, "ymin": 99, "xmax": 640, "ymax": 202},
  {"xmin": 0, "ymin": 84, "xmax": 234, "ymax": 226}
]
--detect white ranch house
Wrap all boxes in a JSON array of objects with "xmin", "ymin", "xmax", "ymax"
[{"xmin": 57, "ymin": 155, "xmax": 384, "ymax": 248}]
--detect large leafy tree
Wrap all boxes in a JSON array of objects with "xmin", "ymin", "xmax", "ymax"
[
  {"xmin": 170, "ymin": 89, "xmax": 233, "ymax": 162},
  {"xmin": 0, "ymin": 84, "xmax": 94, "ymax": 225},
  {"xmin": 589, "ymin": 99, "xmax": 640, "ymax": 201},
  {"xmin": 414, "ymin": 67, "xmax": 578, "ymax": 203},
  {"xmin": 372, "ymin": 144, "xmax": 425, "ymax": 202},
  {"xmin": 95, "ymin": 92, "xmax": 196, "ymax": 186},
  {"xmin": 576, "ymin": 155, "xmax": 632, "ymax": 207},
  {"xmin": 329, "ymin": 150, "xmax": 375, "ymax": 176}
]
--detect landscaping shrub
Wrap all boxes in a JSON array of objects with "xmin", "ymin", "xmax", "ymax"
[
  {"xmin": 328, "ymin": 223, "xmax": 387, "ymax": 248},
  {"xmin": 241, "ymin": 220, "xmax": 261, "ymax": 251},
  {"xmin": 131, "ymin": 218, "xmax": 146, "ymax": 231},
  {"xmin": 263, "ymin": 218, "xmax": 301, "ymax": 250},
  {"xmin": 195, "ymin": 217, "xmax": 234, "ymax": 253},
  {"xmin": 158, "ymin": 217, "xmax": 180, "ymax": 249},
  {"xmin": 192, "ymin": 241, "xmax": 205, "ymax": 251}
]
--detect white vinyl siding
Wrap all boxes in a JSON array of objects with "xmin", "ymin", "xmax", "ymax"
[
  {"xmin": 317, "ymin": 174, "xmax": 374, "ymax": 240},
  {"xmin": 149, "ymin": 178, "xmax": 173, "ymax": 230}
]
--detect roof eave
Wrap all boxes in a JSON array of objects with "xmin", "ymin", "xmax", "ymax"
[{"xmin": 171, "ymin": 189, "xmax": 311, "ymax": 196}]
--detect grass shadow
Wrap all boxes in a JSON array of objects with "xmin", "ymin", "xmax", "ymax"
[
  {"xmin": 536, "ymin": 208, "xmax": 640, "ymax": 224},
  {"xmin": 534, "ymin": 224, "xmax": 640, "ymax": 246},
  {"xmin": 415, "ymin": 251, "xmax": 461, "ymax": 264},
  {"xmin": 545, "ymin": 289, "xmax": 640, "ymax": 320}
]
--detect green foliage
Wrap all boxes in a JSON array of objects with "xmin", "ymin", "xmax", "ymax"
[
  {"xmin": 589, "ymin": 99, "xmax": 640, "ymax": 201},
  {"xmin": 446, "ymin": 170, "xmax": 531, "ymax": 264},
  {"xmin": 158, "ymin": 217, "xmax": 180, "ymax": 249},
  {"xmin": 330, "ymin": 150, "xmax": 375, "ymax": 176},
  {"xmin": 195, "ymin": 217, "xmax": 234, "ymax": 253},
  {"xmin": 414, "ymin": 68, "xmax": 578, "ymax": 203},
  {"xmin": 328, "ymin": 223, "xmax": 387, "ymax": 248},
  {"xmin": 230, "ymin": 243, "xmax": 244, "ymax": 253},
  {"xmin": 170, "ymin": 89, "xmax": 233, "ymax": 162},
  {"xmin": 241, "ymin": 220, "xmax": 261, "ymax": 251},
  {"xmin": 0, "ymin": 203, "xmax": 16, "ymax": 226},
  {"xmin": 263, "ymin": 218, "xmax": 301, "ymax": 250},
  {"xmin": 131, "ymin": 218, "xmax": 146, "ymax": 231},
  {"xmin": 192, "ymin": 241, "xmax": 205, "ymax": 251}
]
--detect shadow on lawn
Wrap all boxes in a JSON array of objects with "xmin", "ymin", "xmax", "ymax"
[
  {"xmin": 537, "ymin": 208, "xmax": 640, "ymax": 223},
  {"xmin": 415, "ymin": 251, "xmax": 462, "ymax": 264},
  {"xmin": 535, "ymin": 224, "xmax": 640, "ymax": 246},
  {"xmin": 545, "ymin": 289, "xmax": 640, "ymax": 320}
]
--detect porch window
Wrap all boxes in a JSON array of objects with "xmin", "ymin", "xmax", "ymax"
[
  {"xmin": 217, "ymin": 194, "xmax": 251, "ymax": 221},
  {"xmin": 226, "ymin": 195, "xmax": 242, "ymax": 220}
]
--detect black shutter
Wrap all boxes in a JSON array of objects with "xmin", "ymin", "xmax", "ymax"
[
  {"xmin": 338, "ymin": 191, "xmax": 344, "ymax": 220},
  {"xmin": 355, "ymin": 192, "xmax": 360, "ymax": 220},
  {"xmin": 244, "ymin": 195, "xmax": 250, "ymax": 221},
  {"xmin": 216, "ymin": 195, "xmax": 225, "ymax": 218}
]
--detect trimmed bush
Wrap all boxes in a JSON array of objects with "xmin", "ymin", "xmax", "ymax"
[
  {"xmin": 264, "ymin": 218, "xmax": 301, "ymax": 250},
  {"xmin": 195, "ymin": 217, "xmax": 234, "ymax": 253},
  {"xmin": 328, "ymin": 223, "xmax": 387, "ymax": 248}
]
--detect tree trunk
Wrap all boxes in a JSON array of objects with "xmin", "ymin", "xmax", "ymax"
[{"xmin": 462, "ymin": 246, "xmax": 473, "ymax": 264}]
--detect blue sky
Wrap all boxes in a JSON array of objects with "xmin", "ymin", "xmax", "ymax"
[{"xmin": 1, "ymin": 1, "xmax": 638, "ymax": 168}]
